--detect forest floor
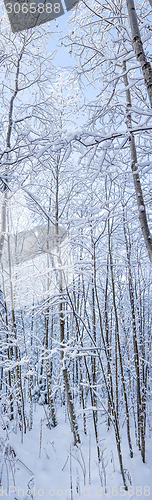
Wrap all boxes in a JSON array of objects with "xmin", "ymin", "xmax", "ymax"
[{"xmin": 1, "ymin": 404, "xmax": 152, "ymax": 500}]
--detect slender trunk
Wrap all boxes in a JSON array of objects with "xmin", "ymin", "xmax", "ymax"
[
  {"xmin": 55, "ymin": 161, "xmax": 80, "ymax": 445},
  {"xmin": 126, "ymin": 0, "xmax": 152, "ymax": 108},
  {"xmin": 91, "ymin": 226, "xmax": 97, "ymax": 423},
  {"xmin": 0, "ymin": 192, "xmax": 7, "ymax": 264},
  {"xmin": 7, "ymin": 224, "xmax": 26, "ymax": 434},
  {"xmin": 45, "ymin": 214, "xmax": 57, "ymax": 427},
  {"xmin": 79, "ymin": 358, "xmax": 87, "ymax": 435},
  {"xmin": 45, "ymin": 310, "xmax": 57, "ymax": 427},
  {"xmin": 119, "ymin": 285, "xmax": 138, "ymax": 443},
  {"xmin": 122, "ymin": 59, "xmax": 152, "ymax": 263},
  {"xmin": 108, "ymin": 227, "xmax": 133, "ymax": 458},
  {"xmin": 123, "ymin": 212, "xmax": 145, "ymax": 461},
  {"xmin": 1, "ymin": 269, "xmax": 14, "ymax": 420},
  {"xmin": 104, "ymin": 255, "xmax": 111, "ymax": 429},
  {"xmin": 21, "ymin": 311, "xmax": 33, "ymax": 430}
]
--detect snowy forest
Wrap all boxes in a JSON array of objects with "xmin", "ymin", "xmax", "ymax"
[{"xmin": 0, "ymin": 0, "xmax": 152, "ymax": 498}]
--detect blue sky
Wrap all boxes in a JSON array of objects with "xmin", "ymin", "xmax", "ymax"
[
  {"xmin": 46, "ymin": 9, "xmax": 74, "ymax": 67},
  {"xmin": 0, "ymin": 0, "xmax": 76, "ymax": 67}
]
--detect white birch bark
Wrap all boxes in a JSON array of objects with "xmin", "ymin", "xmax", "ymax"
[
  {"xmin": 122, "ymin": 60, "xmax": 152, "ymax": 263},
  {"xmin": 126, "ymin": 0, "xmax": 152, "ymax": 107}
]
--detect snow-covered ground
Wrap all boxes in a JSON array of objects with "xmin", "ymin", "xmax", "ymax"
[{"xmin": 1, "ymin": 404, "xmax": 152, "ymax": 500}]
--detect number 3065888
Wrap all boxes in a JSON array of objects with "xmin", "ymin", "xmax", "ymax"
[{"xmin": 6, "ymin": 2, "xmax": 61, "ymax": 14}]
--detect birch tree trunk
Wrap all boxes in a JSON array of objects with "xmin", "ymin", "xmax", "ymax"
[
  {"xmin": 126, "ymin": 0, "xmax": 152, "ymax": 107},
  {"xmin": 122, "ymin": 59, "xmax": 152, "ymax": 263}
]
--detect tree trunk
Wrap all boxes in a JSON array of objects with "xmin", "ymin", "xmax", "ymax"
[
  {"xmin": 123, "ymin": 213, "xmax": 145, "ymax": 462},
  {"xmin": 55, "ymin": 160, "xmax": 80, "ymax": 445},
  {"xmin": 122, "ymin": 59, "xmax": 152, "ymax": 263},
  {"xmin": 108, "ymin": 222, "xmax": 133, "ymax": 458},
  {"xmin": 126, "ymin": 0, "xmax": 152, "ymax": 108}
]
